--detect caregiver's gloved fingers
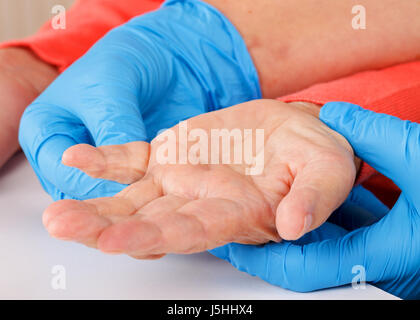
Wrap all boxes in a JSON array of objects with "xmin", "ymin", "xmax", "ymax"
[
  {"xmin": 211, "ymin": 219, "xmax": 367, "ymax": 293},
  {"xmin": 327, "ymin": 185, "xmax": 389, "ymax": 231},
  {"xmin": 345, "ymin": 185, "xmax": 389, "ymax": 220},
  {"xmin": 210, "ymin": 204, "xmax": 371, "ymax": 288},
  {"xmin": 288, "ymin": 221, "xmax": 348, "ymax": 245},
  {"xmin": 240, "ymin": 234, "xmax": 364, "ymax": 292},
  {"xmin": 321, "ymin": 102, "xmax": 420, "ymax": 199},
  {"xmin": 19, "ymin": 0, "xmax": 263, "ymax": 200},
  {"xmin": 275, "ymin": 154, "xmax": 355, "ymax": 240},
  {"xmin": 19, "ymin": 104, "xmax": 125, "ymax": 200},
  {"xmin": 42, "ymin": 178, "xmax": 162, "ymax": 246},
  {"xmin": 62, "ymin": 142, "xmax": 150, "ymax": 184},
  {"xmin": 17, "ymin": 24, "xmax": 159, "ymax": 199},
  {"xmin": 328, "ymin": 202, "xmax": 379, "ymax": 230},
  {"xmin": 55, "ymin": 27, "xmax": 155, "ymax": 147}
]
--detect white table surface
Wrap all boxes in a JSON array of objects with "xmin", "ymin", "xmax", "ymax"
[{"xmin": 0, "ymin": 153, "xmax": 397, "ymax": 300}]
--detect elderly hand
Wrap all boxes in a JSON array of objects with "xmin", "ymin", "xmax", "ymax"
[{"xmin": 42, "ymin": 99, "xmax": 357, "ymax": 259}]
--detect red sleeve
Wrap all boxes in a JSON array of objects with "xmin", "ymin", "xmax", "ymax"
[
  {"xmin": 278, "ymin": 60, "xmax": 420, "ymax": 206},
  {"xmin": 0, "ymin": 0, "xmax": 163, "ymax": 72}
]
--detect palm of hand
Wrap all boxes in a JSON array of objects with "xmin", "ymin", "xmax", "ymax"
[{"xmin": 43, "ymin": 100, "xmax": 356, "ymax": 259}]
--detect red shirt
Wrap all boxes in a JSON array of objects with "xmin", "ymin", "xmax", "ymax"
[{"xmin": 2, "ymin": 0, "xmax": 419, "ymax": 206}]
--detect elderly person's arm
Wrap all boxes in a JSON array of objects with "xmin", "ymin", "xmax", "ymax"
[{"xmin": 205, "ymin": 0, "xmax": 420, "ymax": 97}]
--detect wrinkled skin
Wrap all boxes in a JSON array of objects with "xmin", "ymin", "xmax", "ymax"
[{"xmin": 43, "ymin": 99, "xmax": 357, "ymax": 259}]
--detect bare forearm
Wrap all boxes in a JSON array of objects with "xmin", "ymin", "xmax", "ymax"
[
  {"xmin": 0, "ymin": 48, "xmax": 58, "ymax": 165},
  {"xmin": 206, "ymin": 0, "xmax": 420, "ymax": 98}
]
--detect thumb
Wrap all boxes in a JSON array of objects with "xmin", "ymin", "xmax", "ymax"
[
  {"xmin": 320, "ymin": 102, "xmax": 420, "ymax": 200},
  {"xmin": 275, "ymin": 154, "xmax": 355, "ymax": 240}
]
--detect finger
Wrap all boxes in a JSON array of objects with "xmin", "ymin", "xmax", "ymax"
[
  {"xmin": 96, "ymin": 196, "xmax": 215, "ymax": 255},
  {"xmin": 265, "ymin": 229, "xmax": 371, "ymax": 292},
  {"xmin": 210, "ymin": 225, "xmax": 367, "ymax": 293},
  {"xmin": 62, "ymin": 142, "xmax": 150, "ymax": 184},
  {"xmin": 19, "ymin": 104, "xmax": 125, "ymax": 200},
  {"xmin": 209, "ymin": 221, "xmax": 348, "ymax": 266},
  {"xmin": 43, "ymin": 178, "xmax": 162, "ymax": 247},
  {"xmin": 129, "ymin": 253, "xmax": 166, "ymax": 260},
  {"xmin": 275, "ymin": 154, "xmax": 356, "ymax": 240},
  {"xmin": 43, "ymin": 199, "xmax": 166, "ymax": 260},
  {"xmin": 35, "ymin": 134, "xmax": 125, "ymax": 200},
  {"xmin": 320, "ymin": 102, "xmax": 420, "ymax": 200},
  {"xmin": 97, "ymin": 197, "xmax": 277, "ymax": 256},
  {"xmin": 213, "ymin": 221, "xmax": 348, "ymax": 262},
  {"xmin": 43, "ymin": 200, "xmax": 112, "ymax": 248},
  {"xmin": 68, "ymin": 29, "xmax": 155, "ymax": 147},
  {"xmin": 18, "ymin": 29, "xmax": 156, "ymax": 199}
]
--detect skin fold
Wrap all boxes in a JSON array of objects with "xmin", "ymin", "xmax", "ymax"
[{"xmin": 43, "ymin": 100, "xmax": 356, "ymax": 259}]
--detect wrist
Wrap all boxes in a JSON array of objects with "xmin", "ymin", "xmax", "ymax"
[{"xmin": 287, "ymin": 101, "xmax": 362, "ymax": 176}]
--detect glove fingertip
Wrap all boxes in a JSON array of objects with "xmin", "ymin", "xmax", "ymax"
[{"xmin": 320, "ymin": 102, "xmax": 362, "ymax": 128}]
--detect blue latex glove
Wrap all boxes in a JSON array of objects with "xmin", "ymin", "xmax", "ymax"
[
  {"xmin": 211, "ymin": 102, "xmax": 420, "ymax": 299},
  {"xmin": 19, "ymin": 0, "xmax": 260, "ymax": 200}
]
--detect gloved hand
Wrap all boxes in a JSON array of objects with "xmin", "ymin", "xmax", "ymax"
[
  {"xmin": 211, "ymin": 102, "xmax": 420, "ymax": 299},
  {"xmin": 18, "ymin": 0, "xmax": 260, "ymax": 200}
]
